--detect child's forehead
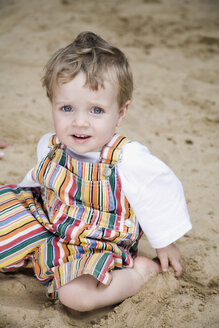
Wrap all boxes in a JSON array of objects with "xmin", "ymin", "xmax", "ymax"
[
  {"xmin": 55, "ymin": 70, "xmax": 119, "ymax": 92},
  {"xmin": 51, "ymin": 71, "xmax": 120, "ymax": 105}
]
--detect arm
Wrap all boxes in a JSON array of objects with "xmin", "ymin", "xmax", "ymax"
[
  {"xmin": 118, "ymin": 141, "xmax": 192, "ymax": 276},
  {"xmin": 18, "ymin": 133, "xmax": 54, "ymax": 187}
]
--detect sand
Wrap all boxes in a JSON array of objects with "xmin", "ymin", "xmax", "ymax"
[{"xmin": 0, "ymin": 0, "xmax": 219, "ymax": 327}]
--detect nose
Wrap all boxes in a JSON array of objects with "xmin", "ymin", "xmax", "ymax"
[{"xmin": 72, "ymin": 110, "xmax": 89, "ymax": 128}]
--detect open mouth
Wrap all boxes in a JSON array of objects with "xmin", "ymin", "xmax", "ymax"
[{"xmin": 72, "ymin": 134, "xmax": 91, "ymax": 141}]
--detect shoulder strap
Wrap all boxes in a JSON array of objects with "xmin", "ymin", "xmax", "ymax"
[
  {"xmin": 48, "ymin": 134, "xmax": 66, "ymax": 151},
  {"xmin": 48, "ymin": 134, "xmax": 129, "ymax": 165},
  {"xmin": 48, "ymin": 134, "xmax": 60, "ymax": 148},
  {"xmin": 99, "ymin": 134, "xmax": 130, "ymax": 165}
]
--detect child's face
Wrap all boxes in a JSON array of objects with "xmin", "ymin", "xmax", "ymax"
[{"xmin": 51, "ymin": 72, "xmax": 129, "ymax": 154}]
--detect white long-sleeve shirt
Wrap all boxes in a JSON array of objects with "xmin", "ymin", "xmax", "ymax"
[{"xmin": 19, "ymin": 133, "xmax": 192, "ymax": 249}]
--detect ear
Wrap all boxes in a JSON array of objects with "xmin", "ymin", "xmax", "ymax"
[{"xmin": 117, "ymin": 100, "xmax": 130, "ymax": 127}]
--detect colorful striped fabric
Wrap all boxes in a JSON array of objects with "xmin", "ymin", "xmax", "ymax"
[
  {"xmin": 0, "ymin": 186, "xmax": 54, "ymax": 281},
  {"xmin": 0, "ymin": 134, "xmax": 141, "ymax": 298}
]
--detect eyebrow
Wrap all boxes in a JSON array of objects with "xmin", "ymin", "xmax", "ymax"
[
  {"xmin": 54, "ymin": 99, "xmax": 108, "ymax": 107},
  {"xmin": 54, "ymin": 101, "xmax": 66, "ymax": 105}
]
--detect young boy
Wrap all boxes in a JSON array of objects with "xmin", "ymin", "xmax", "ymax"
[{"xmin": 0, "ymin": 31, "xmax": 192, "ymax": 311}]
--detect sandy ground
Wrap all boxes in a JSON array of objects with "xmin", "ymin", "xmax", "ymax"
[{"xmin": 0, "ymin": 0, "xmax": 219, "ymax": 327}]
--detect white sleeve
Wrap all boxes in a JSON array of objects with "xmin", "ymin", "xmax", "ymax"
[
  {"xmin": 18, "ymin": 133, "xmax": 54, "ymax": 188},
  {"xmin": 118, "ymin": 141, "xmax": 192, "ymax": 249}
]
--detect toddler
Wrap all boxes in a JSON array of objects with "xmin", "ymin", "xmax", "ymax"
[{"xmin": 0, "ymin": 32, "xmax": 192, "ymax": 311}]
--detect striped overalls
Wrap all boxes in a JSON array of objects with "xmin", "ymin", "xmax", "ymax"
[{"xmin": 0, "ymin": 134, "xmax": 141, "ymax": 298}]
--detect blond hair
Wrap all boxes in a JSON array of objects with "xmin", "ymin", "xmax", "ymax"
[{"xmin": 42, "ymin": 31, "xmax": 133, "ymax": 109}]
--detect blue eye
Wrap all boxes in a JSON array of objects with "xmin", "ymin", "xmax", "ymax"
[
  {"xmin": 61, "ymin": 105, "xmax": 72, "ymax": 112},
  {"xmin": 92, "ymin": 107, "xmax": 103, "ymax": 114}
]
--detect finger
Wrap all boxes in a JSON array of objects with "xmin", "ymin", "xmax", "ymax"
[
  {"xmin": 0, "ymin": 141, "xmax": 10, "ymax": 149},
  {"xmin": 0, "ymin": 151, "xmax": 4, "ymax": 159},
  {"xmin": 159, "ymin": 255, "xmax": 169, "ymax": 273},
  {"xmin": 170, "ymin": 258, "xmax": 182, "ymax": 277}
]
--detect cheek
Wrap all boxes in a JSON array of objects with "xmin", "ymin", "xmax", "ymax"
[
  {"xmin": 97, "ymin": 120, "xmax": 117, "ymax": 139},
  {"xmin": 53, "ymin": 112, "xmax": 66, "ymax": 127},
  {"xmin": 53, "ymin": 114, "xmax": 60, "ymax": 130},
  {"xmin": 52, "ymin": 114, "xmax": 66, "ymax": 136}
]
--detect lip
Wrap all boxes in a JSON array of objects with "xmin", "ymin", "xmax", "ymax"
[{"xmin": 71, "ymin": 134, "xmax": 91, "ymax": 143}]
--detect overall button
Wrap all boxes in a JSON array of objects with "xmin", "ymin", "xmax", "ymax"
[
  {"xmin": 103, "ymin": 167, "xmax": 112, "ymax": 177},
  {"xmin": 47, "ymin": 149, "xmax": 56, "ymax": 159},
  {"xmin": 125, "ymin": 219, "xmax": 133, "ymax": 228}
]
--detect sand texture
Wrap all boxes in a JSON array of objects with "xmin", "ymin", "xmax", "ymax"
[{"xmin": 0, "ymin": 0, "xmax": 219, "ymax": 327}]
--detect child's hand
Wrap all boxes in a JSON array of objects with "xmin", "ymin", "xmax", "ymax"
[
  {"xmin": 0, "ymin": 140, "xmax": 10, "ymax": 159},
  {"xmin": 156, "ymin": 243, "xmax": 182, "ymax": 277}
]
